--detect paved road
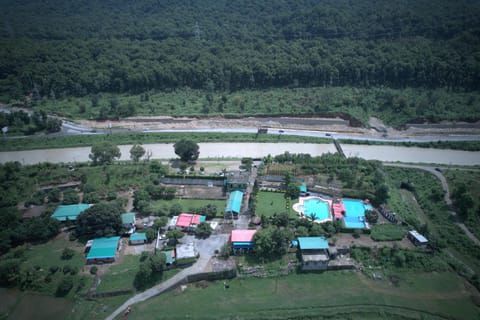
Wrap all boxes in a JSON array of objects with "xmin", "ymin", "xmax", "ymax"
[
  {"xmin": 105, "ymin": 234, "xmax": 228, "ymax": 320},
  {"xmin": 384, "ymin": 163, "xmax": 480, "ymax": 246}
]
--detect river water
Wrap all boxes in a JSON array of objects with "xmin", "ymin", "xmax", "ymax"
[{"xmin": 0, "ymin": 142, "xmax": 479, "ymax": 165}]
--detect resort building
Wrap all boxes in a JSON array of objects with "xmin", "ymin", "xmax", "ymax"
[
  {"xmin": 86, "ymin": 236, "xmax": 121, "ymax": 264},
  {"xmin": 129, "ymin": 233, "xmax": 147, "ymax": 245},
  {"xmin": 175, "ymin": 213, "xmax": 206, "ymax": 231},
  {"xmin": 121, "ymin": 212, "xmax": 136, "ymax": 234},
  {"xmin": 162, "ymin": 250, "xmax": 176, "ymax": 267},
  {"xmin": 408, "ymin": 230, "xmax": 428, "ymax": 246},
  {"xmin": 230, "ymin": 229, "xmax": 257, "ymax": 253},
  {"xmin": 225, "ymin": 190, "xmax": 244, "ymax": 219},
  {"xmin": 297, "ymin": 237, "xmax": 330, "ymax": 271},
  {"xmin": 51, "ymin": 204, "xmax": 91, "ymax": 222}
]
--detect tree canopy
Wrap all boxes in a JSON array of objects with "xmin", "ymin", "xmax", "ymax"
[
  {"xmin": 76, "ymin": 202, "xmax": 123, "ymax": 237},
  {"xmin": 130, "ymin": 144, "xmax": 146, "ymax": 162},
  {"xmin": 89, "ymin": 142, "xmax": 121, "ymax": 165},
  {"xmin": 174, "ymin": 140, "xmax": 200, "ymax": 162}
]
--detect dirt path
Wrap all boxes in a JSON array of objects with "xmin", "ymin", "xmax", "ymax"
[{"xmin": 384, "ymin": 163, "xmax": 480, "ymax": 246}]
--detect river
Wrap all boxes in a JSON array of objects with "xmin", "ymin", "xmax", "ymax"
[{"xmin": 0, "ymin": 143, "xmax": 479, "ymax": 165}]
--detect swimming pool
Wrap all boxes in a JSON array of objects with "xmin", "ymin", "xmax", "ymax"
[
  {"xmin": 342, "ymin": 199, "xmax": 372, "ymax": 228},
  {"xmin": 343, "ymin": 199, "xmax": 372, "ymax": 218},
  {"xmin": 293, "ymin": 197, "xmax": 331, "ymax": 223}
]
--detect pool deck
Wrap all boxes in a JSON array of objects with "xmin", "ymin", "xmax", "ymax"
[{"xmin": 293, "ymin": 196, "xmax": 333, "ymax": 223}]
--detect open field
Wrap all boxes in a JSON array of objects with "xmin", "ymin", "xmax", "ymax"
[
  {"xmin": 151, "ymin": 199, "xmax": 227, "ymax": 218},
  {"xmin": 256, "ymin": 191, "xmax": 297, "ymax": 219},
  {"xmin": 123, "ymin": 271, "xmax": 479, "ymax": 320}
]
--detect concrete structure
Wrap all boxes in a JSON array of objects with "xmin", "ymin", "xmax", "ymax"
[
  {"xmin": 176, "ymin": 242, "xmax": 199, "ymax": 260},
  {"xmin": 175, "ymin": 213, "xmax": 206, "ymax": 231},
  {"xmin": 408, "ymin": 230, "xmax": 428, "ymax": 246},
  {"xmin": 297, "ymin": 237, "xmax": 330, "ymax": 271},
  {"xmin": 225, "ymin": 190, "xmax": 243, "ymax": 219},
  {"xmin": 51, "ymin": 204, "xmax": 90, "ymax": 222},
  {"xmin": 230, "ymin": 229, "xmax": 257, "ymax": 253},
  {"xmin": 86, "ymin": 236, "xmax": 120, "ymax": 264},
  {"xmin": 129, "ymin": 233, "xmax": 147, "ymax": 245}
]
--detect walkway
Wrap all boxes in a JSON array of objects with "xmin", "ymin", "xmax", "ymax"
[
  {"xmin": 383, "ymin": 163, "xmax": 480, "ymax": 246},
  {"xmin": 105, "ymin": 234, "xmax": 228, "ymax": 320}
]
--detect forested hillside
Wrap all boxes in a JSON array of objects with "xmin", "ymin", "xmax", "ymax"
[{"xmin": 1, "ymin": 0, "xmax": 479, "ymax": 124}]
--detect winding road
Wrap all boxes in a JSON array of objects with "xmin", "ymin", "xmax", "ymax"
[{"xmin": 384, "ymin": 163, "xmax": 480, "ymax": 246}]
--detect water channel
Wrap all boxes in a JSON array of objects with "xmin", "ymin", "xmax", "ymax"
[{"xmin": 0, "ymin": 142, "xmax": 479, "ymax": 165}]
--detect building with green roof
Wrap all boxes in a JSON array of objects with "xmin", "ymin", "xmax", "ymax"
[
  {"xmin": 297, "ymin": 237, "xmax": 330, "ymax": 271},
  {"xmin": 51, "ymin": 204, "xmax": 90, "ymax": 222},
  {"xmin": 129, "ymin": 233, "xmax": 147, "ymax": 245},
  {"xmin": 121, "ymin": 212, "xmax": 136, "ymax": 234},
  {"xmin": 225, "ymin": 190, "xmax": 243, "ymax": 219},
  {"xmin": 86, "ymin": 236, "xmax": 120, "ymax": 264}
]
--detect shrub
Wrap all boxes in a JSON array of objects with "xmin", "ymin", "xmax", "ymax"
[
  {"xmin": 89, "ymin": 266, "xmax": 98, "ymax": 275},
  {"xmin": 56, "ymin": 276, "xmax": 73, "ymax": 297},
  {"xmin": 61, "ymin": 248, "xmax": 75, "ymax": 260}
]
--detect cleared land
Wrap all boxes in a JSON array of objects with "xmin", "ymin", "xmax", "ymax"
[{"xmin": 123, "ymin": 271, "xmax": 479, "ymax": 320}]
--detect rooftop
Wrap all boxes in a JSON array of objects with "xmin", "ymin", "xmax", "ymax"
[
  {"xmin": 130, "ymin": 233, "xmax": 147, "ymax": 242},
  {"xmin": 121, "ymin": 212, "xmax": 135, "ymax": 225},
  {"xmin": 297, "ymin": 237, "xmax": 329, "ymax": 250},
  {"xmin": 87, "ymin": 236, "xmax": 120, "ymax": 260},
  {"xmin": 162, "ymin": 250, "xmax": 176, "ymax": 264},
  {"xmin": 51, "ymin": 204, "xmax": 90, "ymax": 221},
  {"xmin": 176, "ymin": 213, "xmax": 206, "ymax": 228},
  {"xmin": 231, "ymin": 229, "xmax": 257, "ymax": 243},
  {"xmin": 409, "ymin": 230, "xmax": 428, "ymax": 243},
  {"xmin": 226, "ymin": 190, "xmax": 243, "ymax": 213}
]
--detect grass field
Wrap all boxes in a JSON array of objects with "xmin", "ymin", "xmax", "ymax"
[
  {"xmin": 97, "ymin": 254, "xmax": 180, "ymax": 293},
  {"xmin": 256, "ymin": 191, "xmax": 296, "ymax": 219},
  {"xmin": 152, "ymin": 199, "xmax": 227, "ymax": 218},
  {"xmin": 123, "ymin": 271, "xmax": 480, "ymax": 320},
  {"xmin": 370, "ymin": 224, "xmax": 407, "ymax": 241}
]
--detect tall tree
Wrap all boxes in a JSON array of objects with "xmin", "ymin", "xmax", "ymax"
[
  {"xmin": 76, "ymin": 202, "xmax": 123, "ymax": 237},
  {"xmin": 130, "ymin": 144, "xmax": 146, "ymax": 162},
  {"xmin": 89, "ymin": 142, "xmax": 121, "ymax": 165},
  {"xmin": 173, "ymin": 140, "xmax": 200, "ymax": 162}
]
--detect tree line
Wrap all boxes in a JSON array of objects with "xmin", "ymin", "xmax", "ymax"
[{"xmin": 0, "ymin": 0, "xmax": 479, "ymax": 100}]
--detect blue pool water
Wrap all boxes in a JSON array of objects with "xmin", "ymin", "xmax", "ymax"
[
  {"xmin": 301, "ymin": 198, "xmax": 330, "ymax": 221},
  {"xmin": 343, "ymin": 199, "xmax": 372, "ymax": 218},
  {"xmin": 342, "ymin": 199, "xmax": 372, "ymax": 228}
]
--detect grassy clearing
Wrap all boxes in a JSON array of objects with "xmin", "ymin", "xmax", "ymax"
[
  {"xmin": 71, "ymin": 295, "xmax": 129, "ymax": 320},
  {"xmin": 124, "ymin": 271, "xmax": 479, "ymax": 320},
  {"xmin": 20, "ymin": 238, "xmax": 91, "ymax": 296},
  {"xmin": 370, "ymin": 224, "xmax": 407, "ymax": 241},
  {"xmin": 151, "ymin": 199, "xmax": 227, "ymax": 218},
  {"xmin": 97, "ymin": 255, "xmax": 180, "ymax": 293},
  {"xmin": 444, "ymin": 170, "xmax": 480, "ymax": 240},
  {"xmin": 256, "ymin": 191, "xmax": 296, "ymax": 219}
]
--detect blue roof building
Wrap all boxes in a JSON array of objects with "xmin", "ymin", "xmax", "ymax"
[
  {"xmin": 225, "ymin": 190, "xmax": 243, "ymax": 219},
  {"xmin": 51, "ymin": 204, "xmax": 90, "ymax": 222},
  {"xmin": 297, "ymin": 237, "xmax": 330, "ymax": 271},
  {"xmin": 129, "ymin": 233, "xmax": 147, "ymax": 245},
  {"xmin": 86, "ymin": 236, "xmax": 120, "ymax": 263}
]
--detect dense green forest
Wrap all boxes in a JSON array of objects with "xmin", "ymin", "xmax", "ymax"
[{"xmin": 1, "ymin": 0, "xmax": 479, "ymax": 123}]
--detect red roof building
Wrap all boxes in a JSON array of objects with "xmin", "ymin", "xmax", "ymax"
[
  {"xmin": 175, "ymin": 213, "xmax": 206, "ymax": 229},
  {"xmin": 230, "ymin": 230, "xmax": 257, "ymax": 249},
  {"xmin": 332, "ymin": 202, "xmax": 346, "ymax": 220}
]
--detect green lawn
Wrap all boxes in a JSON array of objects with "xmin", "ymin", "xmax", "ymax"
[
  {"xmin": 152, "ymin": 199, "xmax": 227, "ymax": 218},
  {"xmin": 20, "ymin": 238, "xmax": 90, "ymax": 296},
  {"xmin": 370, "ymin": 224, "xmax": 407, "ymax": 241},
  {"xmin": 124, "ymin": 271, "xmax": 479, "ymax": 320},
  {"xmin": 256, "ymin": 191, "xmax": 296, "ymax": 218},
  {"xmin": 97, "ymin": 255, "xmax": 180, "ymax": 293}
]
